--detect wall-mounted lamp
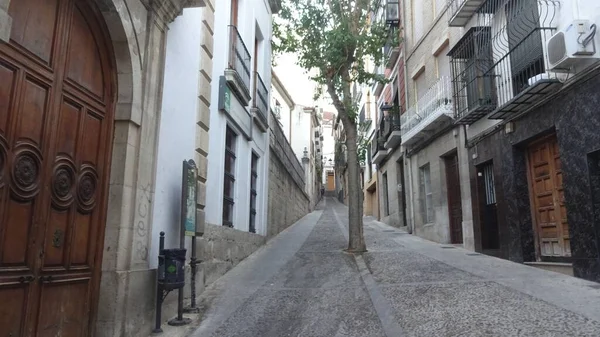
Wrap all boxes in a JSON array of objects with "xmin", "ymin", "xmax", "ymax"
[
  {"xmin": 505, "ymin": 121, "xmax": 515, "ymax": 134},
  {"xmin": 386, "ymin": 0, "xmax": 400, "ymax": 28}
]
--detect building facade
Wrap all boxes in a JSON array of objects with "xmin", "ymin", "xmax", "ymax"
[
  {"xmin": 205, "ymin": 0, "xmax": 278, "ymax": 235},
  {"xmin": 448, "ymin": 0, "xmax": 600, "ymax": 281}
]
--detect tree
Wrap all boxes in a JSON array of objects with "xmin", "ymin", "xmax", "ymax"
[{"xmin": 273, "ymin": 0, "xmax": 393, "ymax": 253}]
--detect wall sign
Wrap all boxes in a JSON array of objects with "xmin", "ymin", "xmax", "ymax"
[{"xmin": 182, "ymin": 160, "xmax": 197, "ymax": 237}]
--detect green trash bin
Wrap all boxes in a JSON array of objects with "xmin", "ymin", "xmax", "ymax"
[{"xmin": 158, "ymin": 248, "xmax": 186, "ymax": 290}]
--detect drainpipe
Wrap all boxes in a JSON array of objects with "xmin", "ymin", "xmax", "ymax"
[{"xmin": 405, "ymin": 148, "xmax": 415, "ymax": 235}]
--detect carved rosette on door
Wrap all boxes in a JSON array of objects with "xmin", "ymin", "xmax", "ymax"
[
  {"xmin": 51, "ymin": 159, "xmax": 77, "ymax": 210},
  {"xmin": 77, "ymin": 165, "xmax": 98, "ymax": 214},
  {"xmin": 50, "ymin": 159, "xmax": 98, "ymax": 213},
  {"xmin": 10, "ymin": 144, "xmax": 43, "ymax": 201}
]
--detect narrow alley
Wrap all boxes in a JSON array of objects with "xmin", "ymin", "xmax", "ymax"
[{"xmin": 191, "ymin": 198, "xmax": 600, "ymax": 337}]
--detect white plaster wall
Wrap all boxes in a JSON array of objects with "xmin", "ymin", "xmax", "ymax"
[
  {"xmin": 271, "ymin": 87, "xmax": 292, "ymax": 139},
  {"xmin": 151, "ymin": 8, "xmax": 202, "ymax": 268},
  {"xmin": 206, "ymin": 0, "xmax": 273, "ymax": 236},
  {"xmin": 290, "ymin": 106, "xmax": 312, "ymax": 162}
]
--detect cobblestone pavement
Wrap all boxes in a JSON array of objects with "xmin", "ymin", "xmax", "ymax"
[{"xmin": 190, "ymin": 198, "xmax": 600, "ymax": 337}]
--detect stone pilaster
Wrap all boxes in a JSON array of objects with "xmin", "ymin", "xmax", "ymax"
[
  {"xmin": 195, "ymin": 0, "xmax": 214, "ymax": 233},
  {"xmin": 0, "ymin": 0, "xmax": 12, "ymax": 42}
]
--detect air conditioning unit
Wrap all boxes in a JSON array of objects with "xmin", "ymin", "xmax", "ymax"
[{"xmin": 547, "ymin": 20, "xmax": 599, "ymax": 72}]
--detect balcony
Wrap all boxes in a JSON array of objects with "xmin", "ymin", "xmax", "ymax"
[
  {"xmin": 484, "ymin": 0, "xmax": 562, "ymax": 120},
  {"xmin": 401, "ymin": 76, "xmax": 454, "ymax": 147},
  {"xmin": 385, "ymin": 30, "xmax": 401, "ymax": 69},
  {"xmin": 449, "ymin": 26, "xmax": 497, "ymax": 124},
  {"xmin": 372, "ymin": 65, "xmax": 385, "ymax": 96},
  {"xmin": 448, "ymin": 0, "xmax": 486, "ymax": 27},
  {"xmin": 371, "ymin": 128, "xmax": 389, "ymax": 165},
  {"xmin": 225, "ymin": 25, "xmax": 252, "ymax": 105},
  {"xmin": 251, "ymin": 72, "xmax": 269, "ymax": 132},
  {"xmin": 383, "ymin": 112, "xmax": 402, "ymax": 149},
  {"xmin": 449, "ymin": 0, "xmax": 562, "ymax": 123}
]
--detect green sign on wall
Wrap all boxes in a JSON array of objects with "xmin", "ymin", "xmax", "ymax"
[
  {"xmin": 219, "ymin": 76, "xmax": 231, "ymax": 114},
  {"xmin": 182, "ymin": 160, "xmax": 197, "ymax": 237}
]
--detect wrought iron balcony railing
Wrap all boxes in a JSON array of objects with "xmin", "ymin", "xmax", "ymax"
[
  {"xmin": 449, "ymin": 0, "xmax": 562, "ymax": 123},
  {"xmin": 253, "ymin": 71, "xmax": 269, "ymax": 126},
  {"xmin": 228, "ymin": 25, "xmax": 252, "ymax": 92},
  {"xmin": 401, "ymin": 76, "xmax": 454, "ymax": 146}
]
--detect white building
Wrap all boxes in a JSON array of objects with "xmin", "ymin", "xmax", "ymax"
[{"xmin": 205, "ymin": 0, "xmax": 281, "ymax": 234}]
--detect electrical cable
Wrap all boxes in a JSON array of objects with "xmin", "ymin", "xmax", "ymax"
[{"xmin": 578, "ymin": 23, "xmax": 597, "ymax": 47}]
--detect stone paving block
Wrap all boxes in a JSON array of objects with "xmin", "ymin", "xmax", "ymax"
[
  {"xmin": 265, "ymin": 252, "xmax": 363, "ymax": 289},
  {"xmin": 380, "ymin": 281, "xmax": 600, "ymax": 337},
  {"xmin": 210, "ymin": 287, "xmax": 386, "ymax": 337},
  {"xmin": 364, "ymin": 251, "xmax": 480, "ymax": 284}
]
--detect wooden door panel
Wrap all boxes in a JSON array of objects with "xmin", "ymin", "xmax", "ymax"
[
  {"xmin": 0, "ymin": 61, "xmax": 17, "ymax": 131},
  {"xmin": 0, "ymin": 283, "xmax": 30, "ymax": 337},
  {"xmin": 65, "ymin": 7, "xmax": 105, "ymax": 100},
  {"xmin": 17, "ymin": 75, "xmax": 53, "ymax": 146},
  {"xmin": 8, "ymin": 0, "xmax": 60, "ymax": 66},
  {"xmin": 528, "ymin": 136, "xmax": 570, "ymax": 258},
  {"xmin": 37, "ymin": 279, "xmax": 90, "ymax": 337},
  {"xmin": 1, "ymin": 200, "xmax": 37, "ymax": 267}
]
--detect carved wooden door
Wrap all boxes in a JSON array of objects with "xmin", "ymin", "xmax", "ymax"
[
  {"xmin": 527, "ymin": 135, "xmax": 571, "ymax": 258},
  {"xmin": 0, "ymin": 0, "xmax": 115, "ymax": 336}
]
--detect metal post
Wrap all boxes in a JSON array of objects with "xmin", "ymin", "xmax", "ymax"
[
  {"xmin": 184, "ymin": 235, "xmax": 200, "ymax": 313},
  {"xmin": 152, "ymin": 232, "xmax": 166, "ymax": 334},
  {"xmin": 168, "ymin": 161, "xmax": 191, "ymax": 326}
]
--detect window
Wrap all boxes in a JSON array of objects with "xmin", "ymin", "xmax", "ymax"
[
  {"xmin": 420, "ymin": 164, "xmax": 433, "ymax": 223},
  {"xmin": 482, "ymin": 163, "xmax": 496, "ymax": 205},
  {"xmin": 382, "ymin": 172, "xmax": 390, "ymax": 216},
  {"xmin": 412, "ymin": 0, "xmax": 425, "ymax": 42},
  {"xmin": 223, "ymin": 127, "xmax": 237, "ymax": 227},
  {"xmin": 249, "ymin": 153, "xmax": 259, "ymax": 233},
  {"xmin": 415, "ymin": 72, "xmax": 427, "ymax": 101},
  {"xmin": 436, "ymin": 44, "xmax": 451, "ymax": 79}
]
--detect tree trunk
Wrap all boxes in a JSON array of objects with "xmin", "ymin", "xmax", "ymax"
[{"xmin": 342, "ymin": 120, "xmax": 366, "ymax": 253}]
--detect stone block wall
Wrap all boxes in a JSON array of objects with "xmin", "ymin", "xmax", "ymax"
[
  {"xmin": 199, "ymin": 223, "xmax": 266, "ymax": 286},
  {"xmin": 268, "ymin": 112, "xmax": 311, "ymax": 238}
]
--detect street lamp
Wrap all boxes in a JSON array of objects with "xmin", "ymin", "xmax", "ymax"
[
  {"xmin": 386, "ymin": 0, "xmax": 400, "ymax": 28},
  {"xmin": 380, "ymin": 102, "xmax": 394, "ymax": 117}
]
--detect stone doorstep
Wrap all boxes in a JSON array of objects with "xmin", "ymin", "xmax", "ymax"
[{"xmin": 524, "ymin": 261, "xmax": 574, "ymax": 277}]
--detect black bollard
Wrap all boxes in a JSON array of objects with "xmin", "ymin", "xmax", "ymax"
[{"xmin": 152, "ymin": 232, "xmax": 166, "ymax": 334}]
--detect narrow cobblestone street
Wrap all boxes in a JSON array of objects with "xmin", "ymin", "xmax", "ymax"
[{"xmin": 191, "ymin": 198, "xmax": 600, "ymax": 337}]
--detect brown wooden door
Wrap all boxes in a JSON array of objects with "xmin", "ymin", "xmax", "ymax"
[
  {"xmin": 327, "ymin": 172, "xmax": 335, "ymax": 191},
  {"xmin": 0, "ymin": 0, "xmax": 115, "ymax": 336},
  {"xmin": 527, "ymin": 135, "xmax": 570, "ymax": 258},
  {"xmin": 445, "ymin": 153, "xmax": 463, "ymax": 244}
]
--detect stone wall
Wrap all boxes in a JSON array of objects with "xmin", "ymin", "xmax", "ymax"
[
  {"xmin": 268, "ymin": 112, "xmax": 311, "ymax": 237},
  {"xmin": 199, "ymin": 224, "xmax": 266, "ymax": 286}
]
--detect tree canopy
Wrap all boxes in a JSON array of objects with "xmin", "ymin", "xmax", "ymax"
[{"xmin": 273, "ymin": 0, "xmax": 393, "ymax": 122}]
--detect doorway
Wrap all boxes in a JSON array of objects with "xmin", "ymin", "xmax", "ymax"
[
  {"xmin": 0, "ymin": 0, "xmax": 116, "ymax": 335},
  {"xmin": 526, "ymin": 135, "xmax": 571, "ymax": 258},
  {"xmin": 445, "ymin": 152, "xmax": 463, "ymax": 244},
  {"xmin": 477, "ymin": 162, "xmax": 499, "ymax": 250},
  {"xmin": 396, "ymin": 160, "xmax": 408, "ymax": 227},
  {"xmin": 326, "ymin": 171, "xmax": 335, "ymax": 191}
]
